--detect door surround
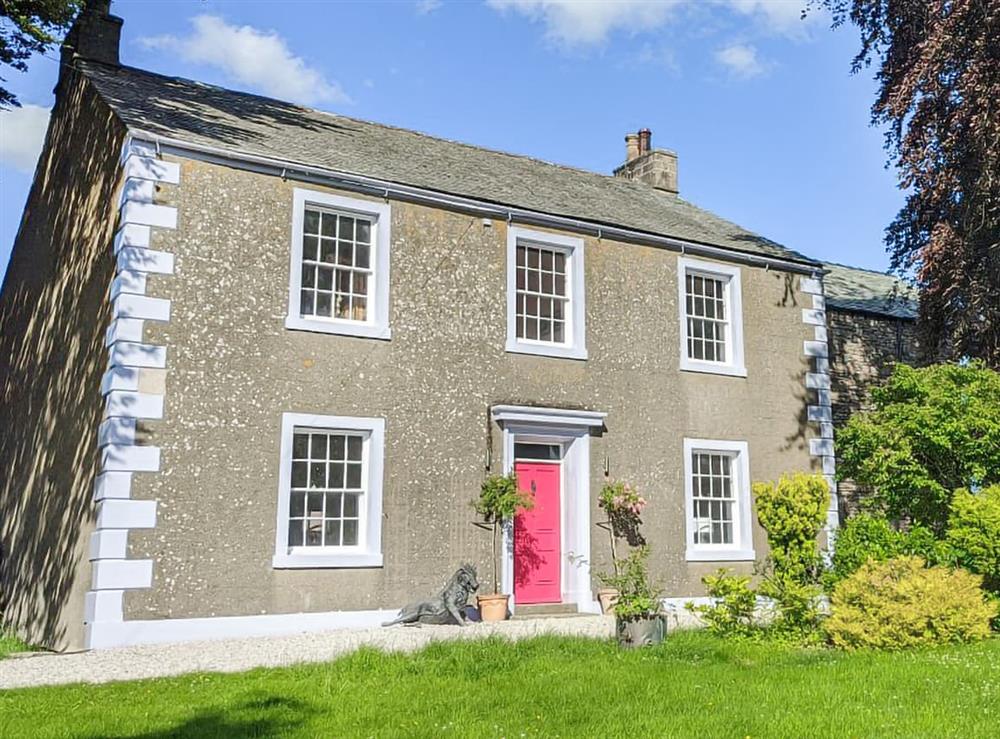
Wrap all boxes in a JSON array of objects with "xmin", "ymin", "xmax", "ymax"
[{"xmin": 491, "ymin": 404, "xmax": 606, "ymax": 614}]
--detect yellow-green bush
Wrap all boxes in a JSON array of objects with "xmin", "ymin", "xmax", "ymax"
[{"xmin": 825, "ymin": 556, "xmax": 996, "ymax": 650}]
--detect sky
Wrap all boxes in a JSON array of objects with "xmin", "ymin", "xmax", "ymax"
[{"xmin": 0, "ymin": 0, "xmax": 904, "ymax": 282}]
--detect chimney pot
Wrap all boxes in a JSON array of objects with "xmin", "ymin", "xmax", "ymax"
[{"xmin": 638, "ymin": 128, "xmax": 652, "ymax": 155}]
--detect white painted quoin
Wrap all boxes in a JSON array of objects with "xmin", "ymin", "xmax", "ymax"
[{"xmin": 84, "ymin": 139, "xmax": 177, "ymax": 650}]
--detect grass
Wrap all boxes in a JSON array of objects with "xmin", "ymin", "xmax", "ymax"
[
  {"xmin": 0, "ymin": 629, "xmax": 32, "ymax": 659},
  {"xmin": 2, "ymin": 631, "xmax": 1000, "ymax": 738}
]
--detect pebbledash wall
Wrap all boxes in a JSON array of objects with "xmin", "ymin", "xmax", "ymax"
[{"xmin": 75, "ymin": 139, "xmax": 838, "ymax": 648}]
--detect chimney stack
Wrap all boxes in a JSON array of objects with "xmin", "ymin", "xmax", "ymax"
[
  {"xmin": 613, "ymin": 128, "xmax": 679, "ymax": 196},
  {"xmin": 625, "ymin": 133, "xmax": 640, "ymax": 163},
  {"xmin": 61, "ymin": 0, "xmax": 123, "ymax": 69}
]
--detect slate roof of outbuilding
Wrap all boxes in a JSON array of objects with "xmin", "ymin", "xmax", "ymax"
[
  {"xmin": 822, "ymin": 262, "xmax": 918, "ymax": 319},
  {"xmin": 79, "ymin": 60, "xmax": 821, "ymax": 267}
]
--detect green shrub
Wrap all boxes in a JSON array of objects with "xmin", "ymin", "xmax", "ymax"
[
  {"xmin": 688, "ymin": 570, "xmax": 757, "ymax": 638},
  {"xmin": 837, "ymin": 362, "xmax": 1000, "ymax": 532},
  {"xmin": 754, "ymin": 473, "xmax": 829, "ymax": 583},
  {"xmin": 825, "ymin": 556, "xmax": 996, "ymax": 650},
  {"xmin": 598, "ymin": 546, "xmax": 663, "ymax": 621},
  {"xmin": 947, "ymin": 485, "xmax": 1000, "ymax": 593},
  {"xmin": 826, "ymin": 514, "xmax": 953, "ymax": 585},
  {"xmin": 757, "ymin": 575, "xmax": 823, "ymax": 641}
]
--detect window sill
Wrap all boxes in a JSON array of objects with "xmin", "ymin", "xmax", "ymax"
[
  {"xmin": 505, "ymin": 339, "xmax": 588, "ymax": 361},
  {"xmin": 272, "ymin": 552, "xmax": 384, "ymax": 569},
  {"xmin": 686, "ymin": 548, "xmax": 756, "ymax": 563},
  {"xmin": 679, "ymin": 358, "xmax": 747, "ymax": 378},
  {"xmin": 285, "ymin": 315, "xmax": 391, "ymax": 341}
]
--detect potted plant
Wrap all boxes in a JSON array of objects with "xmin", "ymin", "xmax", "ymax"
[
  {"xmin": 596, "ymin": 481, "xmax": 646, "ymax": 614},
  {"xmin": 598, "ymin": 546, "xmax": 666, "ymax": 648},
  {"xmin": 474, "ymin": 472, "xmax": 534, "ymax": 621}
]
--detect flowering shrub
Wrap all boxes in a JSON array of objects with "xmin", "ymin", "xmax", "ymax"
[
  {"xmin": 598, "ymin": 481, "xmax": 646, "ymax": 522},
  {"xmin": 598, "ymin": 481, "xmax": 646, "ymax": 576}
]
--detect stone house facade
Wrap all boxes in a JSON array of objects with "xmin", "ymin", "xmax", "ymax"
[
  {"xmin": 823, "ymin": 263, "xmax": 919, "ymax": 515},
  {"xmin": 1, "ymin": 5, "xmax": 896, "ymax": 650}
]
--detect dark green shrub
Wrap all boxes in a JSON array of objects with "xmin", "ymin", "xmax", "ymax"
[
  {"xmin": 837, "ymin": 362, "xmax": 1000, "ymax": 532},
  {"xmin": 947, "ymin": 485, "xmax": 1000, "ymax": 593},
  {"xmin": 825, "ymin": 556, "xmax": 996, "ymax": 650},
  {"xmin": 827, "ymin": 514, "xmax": 953, "ymax": 586}
]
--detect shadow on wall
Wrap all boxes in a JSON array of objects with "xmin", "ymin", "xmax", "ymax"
[{"xmin": 0, "ymin": 69, "xmax": 126, "ymax": 648}]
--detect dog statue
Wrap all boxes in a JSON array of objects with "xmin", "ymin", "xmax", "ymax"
[{"xmin": 382, "ymin": 564, "xmax": 480, "ymax": 627}]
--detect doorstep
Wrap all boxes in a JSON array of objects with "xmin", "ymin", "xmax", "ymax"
[{"xmin": 512, "ymin": 603, "xmax": 580, "ymax": 619}]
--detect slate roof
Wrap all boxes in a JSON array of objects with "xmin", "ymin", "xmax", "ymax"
[
  {"xmin": 823, "ymin": 262, "xmax": 918, "ymax": 319},
  {"xmin": 79, "ymin": 60, "xmax": 821, "ymax": 267}
]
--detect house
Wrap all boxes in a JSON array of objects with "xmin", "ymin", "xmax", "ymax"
[
  {"xmin": 823, "ymin": 263, "xmax": 918, "ymax": 514},
  {"xmin": 0, "ymin": 3, "xmax": 907, "ymax": 651}
]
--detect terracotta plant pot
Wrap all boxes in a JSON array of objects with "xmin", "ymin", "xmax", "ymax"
[
  {"xmin": 477, "ymin": 593, "xmax": 509, "ymax": 622},
  {"xmin": 616, "ymin": 615, "xmax": 667, "ymax": 649},
  {"xmin": 597, "ymin": 588, "xmax": 619, "ymax": 614}
]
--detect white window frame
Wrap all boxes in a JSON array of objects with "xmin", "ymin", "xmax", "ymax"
[
  {"xmin": 683, "ymin": 438, "xmax": 754, "ymax": 562},
  {"xmin": 506, "ymin": 225, "xmax": 587, "ymax": 360},
  {"xmin": 677, "ymin": 256, "xmax": 746, "ymax": 377},
  {"xmin": 285, "ymin": 188, "xmax": 391, "ymax": 340},
  {"xmin": 273, "ymin": 412, "xmax": 385, "ymax": 568}
]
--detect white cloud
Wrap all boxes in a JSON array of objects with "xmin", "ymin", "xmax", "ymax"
[
  {"xmin": 487, "ymin": 0, "xmax": 684, "ymax": 45},
  {"xmin": 715, "ymin": 42, "xmax": 769, "ymax": 78},
  {"xmin": 140, "ymin": 15, "xmax": 349, "ymax": 106},
  {"xmin": 416, "ymin": 0, "xmax": 442, "ymax": 14},
  {"xmin": 727, "ymin": 0, "xmax": 819, "ymax": 38},
  {"xmin": 0, "ymin": 104, "xmax": 50, "ymax": 173},
  {"xmin": 486, "ymin": 0, "xmax": 815, "ymax": 46}
]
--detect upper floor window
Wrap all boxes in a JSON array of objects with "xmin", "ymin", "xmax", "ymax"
[
  {"xmin": 273, "ymin": 412, "xmax": 385, "ymax": 569},
  {"xmin": 506, "ymin": 226, "xmax": 587, "ymax": 360},
  {"xmin": 285, "ymin": 189, "xmax": 391, "ymax": 340},
  {"xmin": 683, "ymin": 438, "xmax": 754, "ymax": 562},
  {"xmin": 677, "ymin": 257, "xmax": 745, "ymax": 377}
]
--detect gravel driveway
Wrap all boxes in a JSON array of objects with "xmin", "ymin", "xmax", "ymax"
[{"xmin": 0, "ymin": 615, "xmax": 614, "ymax": 689}]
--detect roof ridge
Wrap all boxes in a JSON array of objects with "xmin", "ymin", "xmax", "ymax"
[
  {"xmin": 823, "ymin": 259, "xmax": 911, "ymax": 281},
  {"xmin": 79, "ymin": 59, "xmax": 637, "ymax": 186}
]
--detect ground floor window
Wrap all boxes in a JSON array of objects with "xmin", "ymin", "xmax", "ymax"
[
  {"xmin": 273, "ymin": 413, "xmax": 385, "ymax": 568},
  {"xmin": 683, "ymin": 438, "xmax": 754, "ymax": 562}
]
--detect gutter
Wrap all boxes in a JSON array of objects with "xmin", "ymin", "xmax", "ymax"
[{"xmin": 126, "ymin": 130, "xmax": 824, "ymax": 276}]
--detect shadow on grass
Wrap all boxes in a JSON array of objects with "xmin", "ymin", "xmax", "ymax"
[{"xmin": 91, "ymin": 695, "xmax": 314, "ymax": 739}]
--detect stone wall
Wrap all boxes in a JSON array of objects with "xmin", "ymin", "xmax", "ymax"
[
  {"xmin": 827, "ymin": 308, "xmax": 919, "ymax": 515},
  {"xmin": 0, "ymin": 70, "xmax": 126, "ymax": 650}
]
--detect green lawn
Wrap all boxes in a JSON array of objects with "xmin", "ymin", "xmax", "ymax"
[{"xmin": 3, "ymin": 631, "xmax": 1000, "ymax": 738}]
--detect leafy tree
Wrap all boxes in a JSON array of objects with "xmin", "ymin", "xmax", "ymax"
[
  {"xmin": 947, "ymin": 485, "xmax": 1000, "ymax": 594},
  {"xmin": 1, "ymin": 0, "xmax": 80, "ymax": 108},
  {"xmin": 837, "ymin": 363, "xmax": 1000, "ymax": 532},
  {"xmin": 815, "ymin": 1, "xmax": 1000, "ymax": 366}
]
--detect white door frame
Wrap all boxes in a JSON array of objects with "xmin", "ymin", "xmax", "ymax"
[{"xmin": 491, "ymin": 405, "xmax": 606, "ymax": 614}]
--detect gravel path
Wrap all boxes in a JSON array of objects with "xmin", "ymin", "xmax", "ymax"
[{"xmin": 0, "ymin": 615, "xmax": 614, "ymax": 689}]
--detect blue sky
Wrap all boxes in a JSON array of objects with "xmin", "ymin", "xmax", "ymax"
[{"xmin": 0, "ymin": 0, "xmax": 902, "ymax": 281}]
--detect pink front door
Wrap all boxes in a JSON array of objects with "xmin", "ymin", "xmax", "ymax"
[{"xmin": 514, "ymin": 461, "xmax": 561, "ymax": 604}]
